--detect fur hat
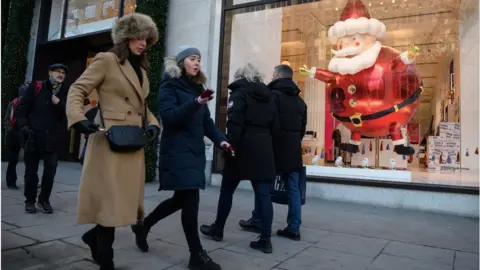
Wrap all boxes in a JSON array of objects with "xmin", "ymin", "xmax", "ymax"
[{"xmin": 111, "ymin": 13, "xmax": 159, "ymax": 47}]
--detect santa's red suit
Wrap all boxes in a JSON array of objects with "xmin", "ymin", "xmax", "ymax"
[{"xmin": 308, "ymin": 0, "xmax": 422, "ymax": 156}]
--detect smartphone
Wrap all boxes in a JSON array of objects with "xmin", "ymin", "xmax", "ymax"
[{"xmin": 200, "ymin": 89, "xmax": 214, "ymax": 99}]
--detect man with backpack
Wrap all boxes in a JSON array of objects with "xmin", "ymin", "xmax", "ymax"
[
  {"xmin": 15, "ymin": 63, "xmax": 68, "ymax": 214},
  {"xmin": 3, "ymin": 84, "xmax": 29, "ymax": 189}
]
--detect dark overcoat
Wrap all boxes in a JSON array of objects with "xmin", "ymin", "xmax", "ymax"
[
  {"xmin": 268, "ymin": 78, "xmax": 307, "ymax": 173},
  {"xmin": 224, "ymin": 78, "xmax": 279, "ymax": 181}
]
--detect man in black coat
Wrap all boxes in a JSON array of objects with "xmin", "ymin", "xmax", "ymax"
[
  {"xmin": 239, "ymin": 64, "xmax": 307, "ymax": 241},
  {"xmin": 200, "ymin": 64, "xmax": 280, "ymax": 254},
  {"xmin": 15, "ymin": 63, "xmax": 68, "ymax": 214}
]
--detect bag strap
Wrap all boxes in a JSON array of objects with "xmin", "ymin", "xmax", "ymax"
[{"xmin": 97, "ymin": 100, "xmax": 147, "ymax": 129}]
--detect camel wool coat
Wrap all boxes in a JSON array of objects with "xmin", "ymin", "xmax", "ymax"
[{"xmin": 66, "ymin": 52, "xmax": 159, "ymax": 227}]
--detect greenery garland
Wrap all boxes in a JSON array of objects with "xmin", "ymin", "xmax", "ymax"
[
  {"xmin": 135, "ymin": 0, "xmax": 169, "ymax": 182},
  {"xmin": 1, "ymin": 0, "xmax": 35, "ymax": 160},
  {"xmin": 1, "ymin": 0, "xmax": 11, "ymax": 54}
]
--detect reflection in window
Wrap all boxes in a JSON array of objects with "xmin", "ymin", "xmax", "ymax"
[
  {"xmin": 65, "ymin": 0, "xmax": 128, "ymax": 38},
  {"xmin": 48, "ymin": 0, "xmax": 66, "ymax": 40},
  {"xmin": 123, "ymin": 0, "xmax": 137, "ymax": 15}
]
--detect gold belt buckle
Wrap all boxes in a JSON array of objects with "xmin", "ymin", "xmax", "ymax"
[{"xmin": 349, "ymin": 113, "xmax": 363, "ymax": 127}]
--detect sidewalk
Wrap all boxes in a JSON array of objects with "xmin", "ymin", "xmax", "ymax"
[{"xmin": 1, "ymin": 162, "xmax": 479, "ymax": 270}]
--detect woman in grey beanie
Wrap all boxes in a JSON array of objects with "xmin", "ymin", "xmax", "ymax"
[{"xmin": 132, "ymin": 45, "xmax": 230, "ymax": 270}]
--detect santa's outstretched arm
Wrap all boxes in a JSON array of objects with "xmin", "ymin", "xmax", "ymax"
[{"xmin": 302, "ymin": 66, "xmax": 335, "ymax": 83}]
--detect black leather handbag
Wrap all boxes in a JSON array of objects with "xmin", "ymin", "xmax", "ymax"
[{"xmin": 98, "ymin": 103, "xmax": 149, "ymax": 153}]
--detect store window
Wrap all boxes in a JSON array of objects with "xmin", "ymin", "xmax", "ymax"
[
  {"xmin": 64, "ymin": 0, "xmax": 135, "ymax": 38},
  {"xmin": 216, "ymin": 0, "xmax": 479, "ymax": 187},
  {"xmin": 48, "ymin": 0, "xmax": 66, "ymax": 40}
]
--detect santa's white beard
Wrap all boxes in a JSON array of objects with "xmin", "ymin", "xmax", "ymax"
[{"xmin": 328, "ymin": 41, "xmax": 382, "ymax": 75}]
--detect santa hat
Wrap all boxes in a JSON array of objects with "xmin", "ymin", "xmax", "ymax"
[{"xmin": 327, "ymin": 0, "xmax": 386, "ymax": 44}]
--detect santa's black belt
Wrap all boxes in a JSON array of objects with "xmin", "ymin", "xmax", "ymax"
[{"xmin": 332, "ymin": 86, "xmax": 423, "ymax": 128}]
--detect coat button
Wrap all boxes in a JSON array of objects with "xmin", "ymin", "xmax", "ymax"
[
  {"xmin": 349, "ymin": 98, "xmax": 357, "ymax": 107},
  {"xmin": 348, "ymin": 85, "xmax": 356, "ymax": 94},
  {"xmin": 127, "ymin": 111, "xmax": 132, "ymax": 115},
  {"xmin": 125, "ymin": 97, "xmax": 130, "ymax": 102}
]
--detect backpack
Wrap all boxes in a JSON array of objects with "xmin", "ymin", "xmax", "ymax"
[{"xmin": 9, "ymin": 81, "xmax": 42, "ymax": 128}]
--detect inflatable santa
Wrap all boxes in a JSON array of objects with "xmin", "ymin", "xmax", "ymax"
[{"xmin": 300, "ymin": 0, "xmax": 422, "ymax": 156}]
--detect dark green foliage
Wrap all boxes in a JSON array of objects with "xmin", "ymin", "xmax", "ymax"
[
  {"xmin": 1, "ymin": 0, "xmax": 11, "ymax": 53},
  {"xmin": 1, "ymin": 0, "xmax": 35, "ymax": 160},
  {"xmin": 135, "ymin": 0, "xmax": 169, "ymax": 182}
]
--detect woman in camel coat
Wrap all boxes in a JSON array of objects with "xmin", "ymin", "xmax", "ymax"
[{"xmin": 65, "ymin": 13, "xmax": 159, "ymax": 270}]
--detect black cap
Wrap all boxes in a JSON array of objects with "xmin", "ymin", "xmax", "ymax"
[{"xmin": 49, "ymin": 63, "xmax": 68, "ymax": 73}]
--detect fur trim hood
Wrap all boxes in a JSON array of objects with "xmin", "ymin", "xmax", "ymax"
[
  {"xmin": 163, "ymin": 56, "xmax": 182, "ymax": 79},
  {"xmin": 162, "ymin": 56, "xmax": 206, "ymax": 85},
  {"xmin": 111, "ymin": 13, "xmax": 159, "ymax": 47}
]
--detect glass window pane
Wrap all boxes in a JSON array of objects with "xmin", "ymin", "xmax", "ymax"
[
  {"xmin": 48, "ymin": 0, "xmax": 66, "ymax": 41},
  {"xmin": 216, "ymin": 0, "xmax": 479, "ymax": 188},
  {"xmin": 65, "ymin": 0, "xmax": 121, "ymax": 38},
  {"xmin": 123, "ymin": 0, "xmax": 136, "ymax": 15}
]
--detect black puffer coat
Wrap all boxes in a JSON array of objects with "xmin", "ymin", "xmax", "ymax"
[
  {"xmin": 158, "ymin": 64, "xmax": 226, "ymax": 191},
  {"xmin": 224, "ymin": 78, "xmax": 279, "ymax": 181},
  {"xmin": 268, "ymin": 78, "xmax": 307, "ymax": 173}
]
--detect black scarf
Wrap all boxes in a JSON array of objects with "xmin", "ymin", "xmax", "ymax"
[
  {"xmin": 179, "ymin": 74, "xmax": 204, "ymax": 95},
  {"xmin": 128, "ymin": 52, "xmax": 143, "ymax": 87}
]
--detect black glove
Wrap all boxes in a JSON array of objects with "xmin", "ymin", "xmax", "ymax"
[
  {"xmin": 73, "ymin": 120, "xmax": 99, "ymax": 135},
  {"xmin": 145, "ymin": 125, "xmax": 159, "ymax": 142}
]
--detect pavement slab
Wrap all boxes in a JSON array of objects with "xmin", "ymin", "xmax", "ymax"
[{"xmin": 1, "ymin": 161, "xmax": 479, "ymax": 270}]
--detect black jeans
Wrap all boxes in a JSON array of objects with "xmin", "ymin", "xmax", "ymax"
[
  {"xmin": 24, "ymin": 151, "xmax": 58, "ymax": 203},
  {"xmin": 214, "ymin": 171, "xmax": 274, "ymax": 240},
  {"xmin": 143, "ymin": 189, "xmax": 202, "ymax": 252},
  {"xmin": 5, "ymin": 129, "xmax": 22, "ymax": 186}
]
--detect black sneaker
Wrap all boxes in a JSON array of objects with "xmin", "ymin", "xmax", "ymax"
[
  {"xmin": 249, "ymin": 238, "xmax": 272, "ymax": 254},
  {"xmin": 25, "ymin": 202, "xmax": 36, "ymax": 214},
  {"xmin": 277, "ymin": 228, "xmax": 301, "ymax": 241},
  {"xmin": 131, "ymin": 221, "xmax": 149, "ymax": 252},
  {"xmin": 238, "ymin": 219, "xmax": 261, "ymax": 233},
  {"xmin": 188, "ymin": 250, "xmax": 221, "ymax": 270},
  {"xmin": 200, "ymin": 224, "xmax": 223, "ymax": 241},
  {"xmin": 7, "ymin": 184, "xmax": 19, "ymax": 190},
  {"xmin": 36, "ymin": 201, "xmax": 53, "ymax": 214}
]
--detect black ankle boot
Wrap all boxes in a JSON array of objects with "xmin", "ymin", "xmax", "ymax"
[
  {"xmin": 81, "ymin": 227, "xmax": 99, "ymax": 264},
  {"xmin": 97, "ymin": 227, "xmax": 115, "ymax": 270},
  {"xmin": 200, "ymin": 224, "xmax": 223, "ymax": 241},
  {"xmin": 131, "ymin": 220, "xmax": 149, "ymax": 252},
  {"xmin": 188, "ymin": 250, "xmax": 221, "ymax": 270},
  {"xmin": 249, "ymin": 238, "xmax": 272, "ymax": 254}
]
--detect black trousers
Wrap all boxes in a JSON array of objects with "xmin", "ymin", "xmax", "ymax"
[
  {"xmin": 144, "ymin": 189, "xmax": 202, "ymax": 252},
  {"xmin": 24, "ymin": 150, "xmax": 58, "ymax": 203},
  {"xmin": 5, "ymin": 130, "xmax": 22, "ymax": 186}
]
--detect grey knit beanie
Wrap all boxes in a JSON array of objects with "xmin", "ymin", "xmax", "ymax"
[{"xmin": 176, "ymin": 45, "xmax": 201, "ymax": 63}]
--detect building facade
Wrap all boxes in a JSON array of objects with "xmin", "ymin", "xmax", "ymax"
[{"xmin": 24, "ymin": 0, "xmax": 479, "ymax": 194}]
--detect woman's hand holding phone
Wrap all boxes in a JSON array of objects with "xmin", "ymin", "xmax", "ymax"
[{"xmin": 196, "ymin": 89, "xmax": 215, "ymax": 104}]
